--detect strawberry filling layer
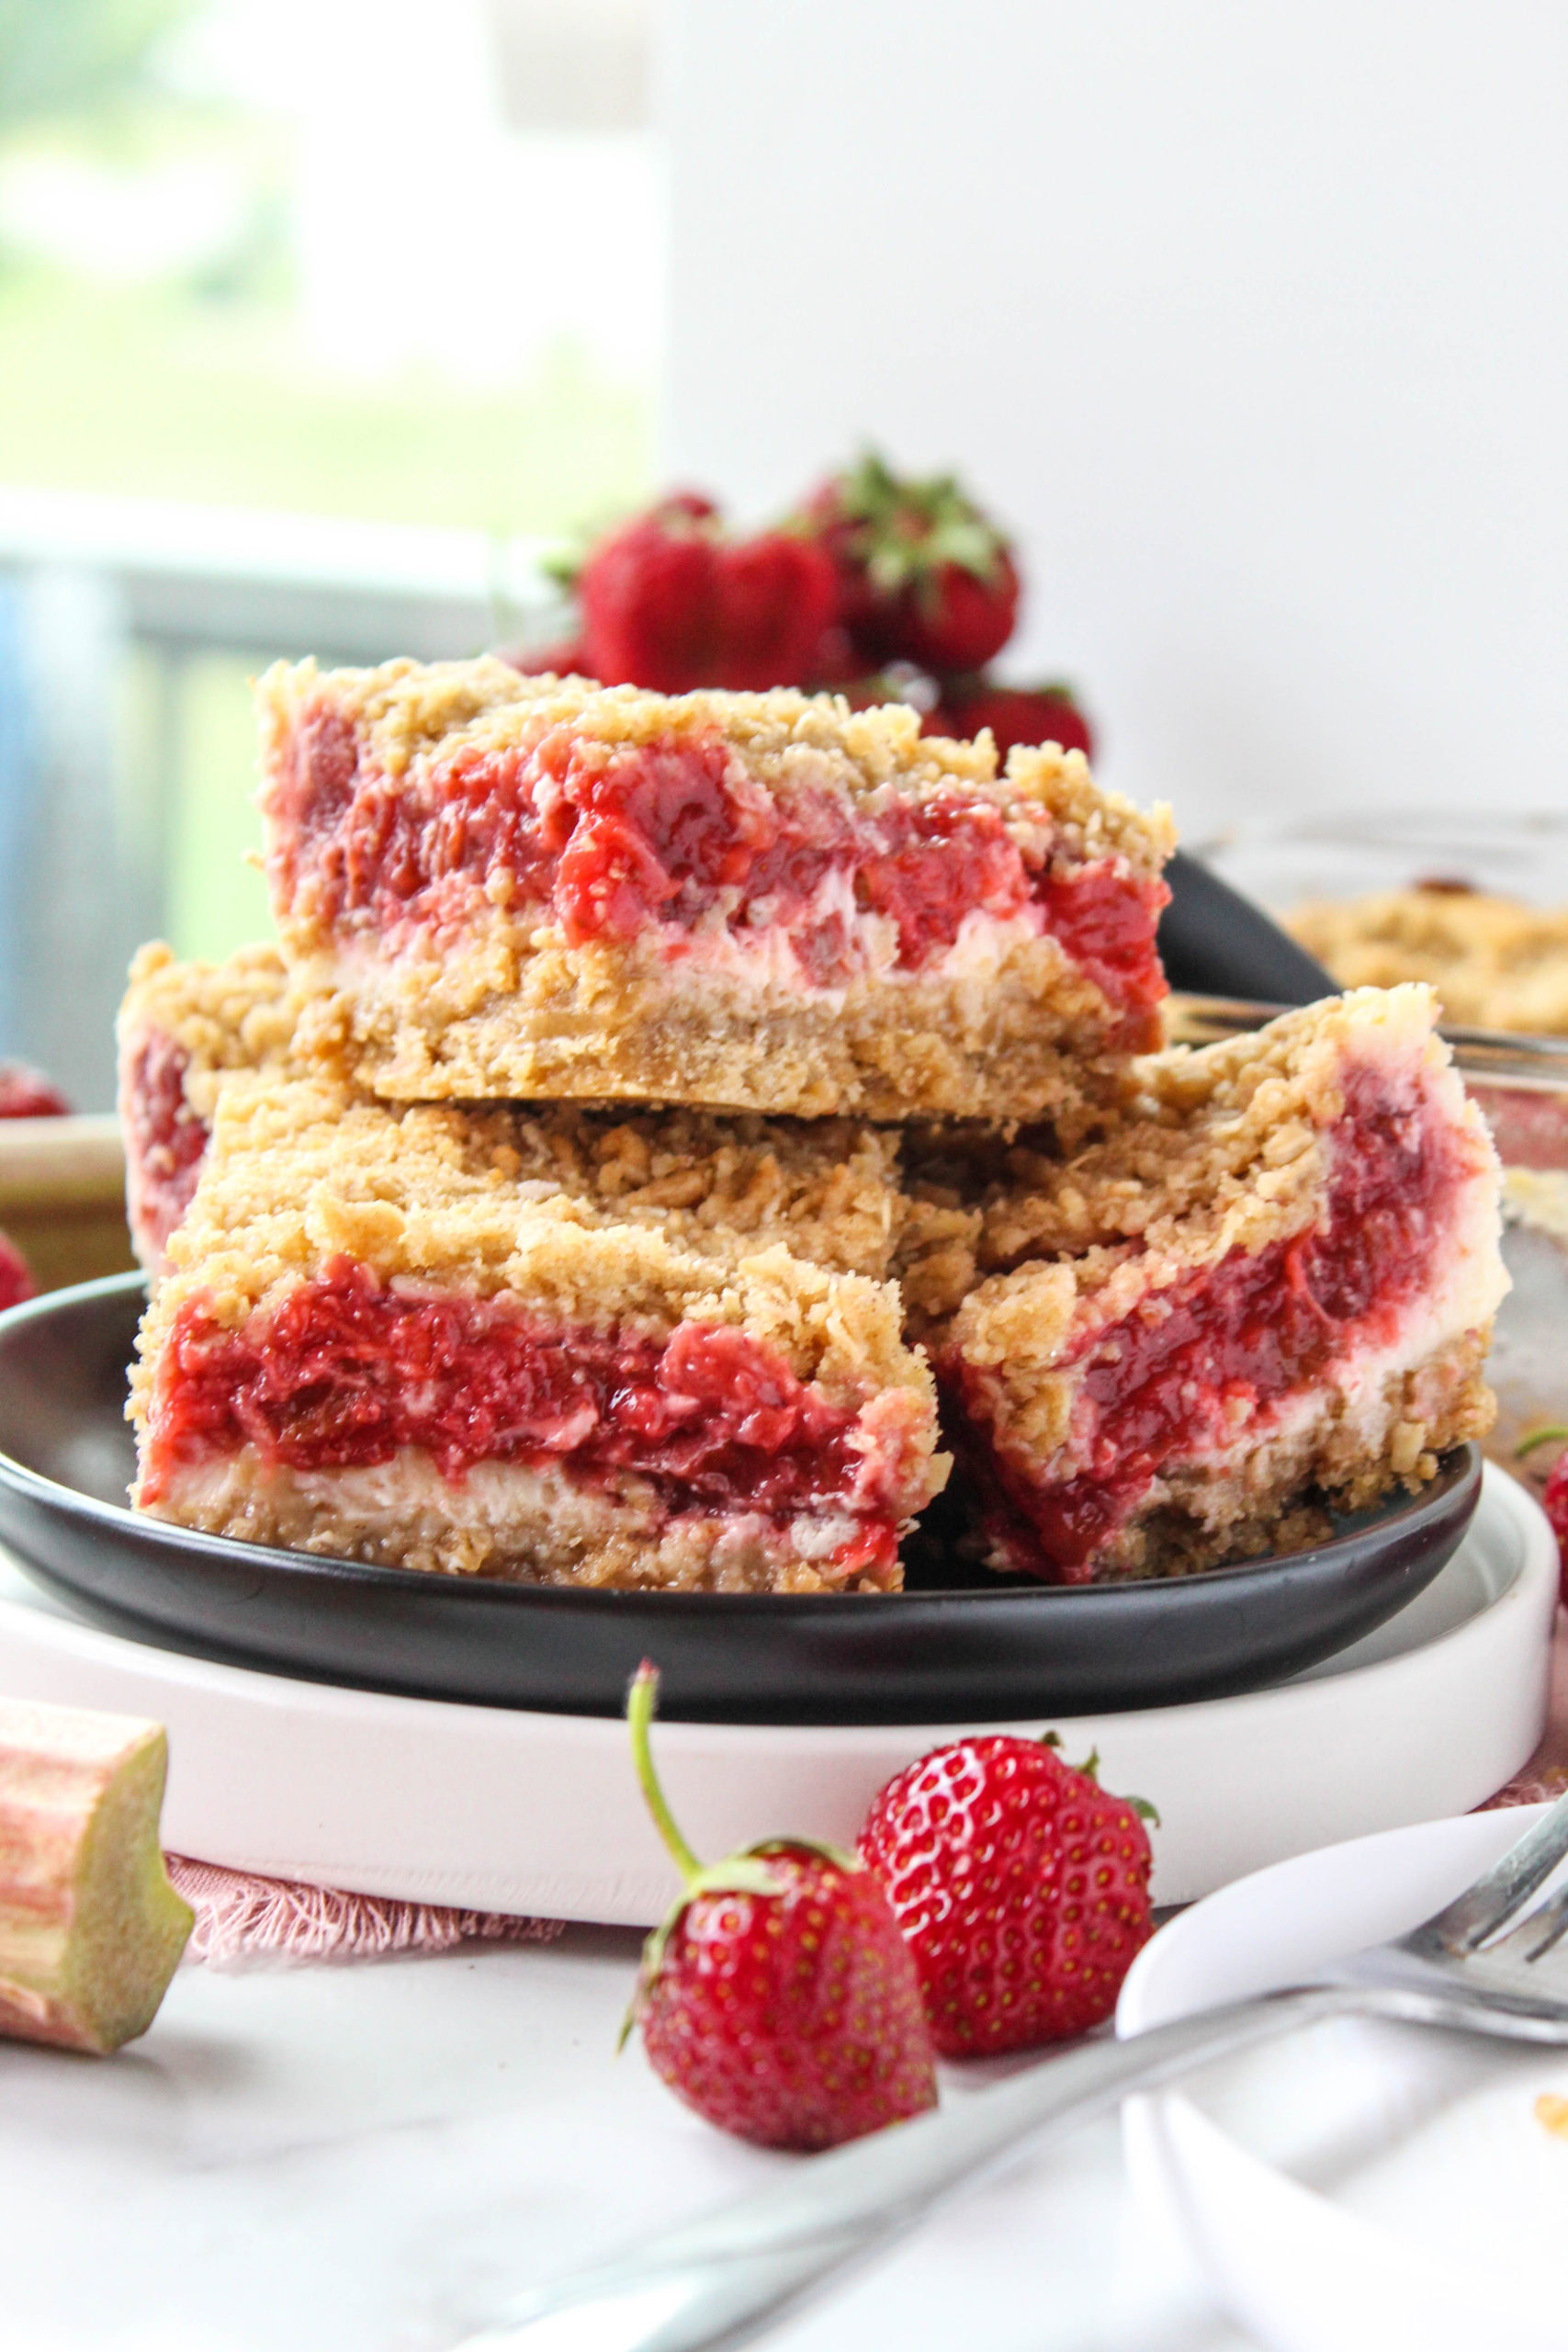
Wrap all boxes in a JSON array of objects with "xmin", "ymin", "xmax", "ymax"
[
  {"xmin": 142, "ymin": 1261, "xmax": 910, "ymax": 1577},
  {"xmin": 938, "ymin": 1064, "xmax": 1472, "ymax": 1581},
  {"xmin": 268, "ymin": 707, "xmax": 1168, "ymax": 1023},
  {"xmin": 123, "ymin": 1029, "xmax": 209, "ymax": 1263}
]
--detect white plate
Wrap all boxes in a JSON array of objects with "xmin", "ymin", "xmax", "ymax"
[
  {"xmin": 1120, "ymin": 1801, "xmax": 1568, "ymax": 2352},
  {"xmin": 0, "ymin": 1464, "xmax": 1552, "ymax": 1924}
]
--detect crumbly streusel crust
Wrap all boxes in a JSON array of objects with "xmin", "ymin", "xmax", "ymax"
[
  {"xmin": 259, "ymin": 655, "xmax": 1165, "ymax": 853},
  {"xmin": 260, "ymin": 656, "xmax": 1176, "ymax": 1121},
  {"xmin": 968, "ymin": 984, "xmax": 1469, "ymax": 1273},
  {"xmin": 117, "ymin": 943, "xmax": 309, "ymax": 1272},
  {"xmin": 142, "ymin": 1075, "xmax": 909, "ymax": 1329},
  {"xmin": 118, "ymin": 943, "xmax": 302, "ymax": 1121},
  {"xmin": 930, "ymin": 986, "xmax": 1506, "ymax": 1579},
  {"xmin": 129, "ymin": 1075, "xmax": 942, "ymax": 1591},
  {"xmin": 1288, "ymin": 886, "xmax": 1568, "ymax": 1035}
]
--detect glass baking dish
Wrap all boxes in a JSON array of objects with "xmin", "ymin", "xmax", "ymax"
[{"xmin": 1193, "ymin": 808, "xmax": 1568, "ymax": 915}]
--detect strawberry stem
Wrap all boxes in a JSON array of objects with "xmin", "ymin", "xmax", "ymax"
[
  {"xmin": 1517, "ymin": 1426, "xmax": 1568, "ymax": 1459},
  {"xmin": 626, "ymin": 1661, "xmax": 704, "ymax": 1886}
]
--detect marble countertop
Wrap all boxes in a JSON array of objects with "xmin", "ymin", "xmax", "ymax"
[{"xmin": 0, "ymin": 1928, "xmax": 1259, "ymax": 2352}]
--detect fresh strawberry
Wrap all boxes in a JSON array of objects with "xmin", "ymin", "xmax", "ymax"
[
  {"xmin": 501, "ymin": 637, "xmax": 593, "ymax": 679},
  {"xmin": 1549, "ymin": 1459, "xmax": 1568, "ymax": 1606},
  {"xmin": 813, "ymin": 662, "xmax": 941, "ymax": 716},
  {"xmin": 928, "ymin": 680, "xmax": 1095, "ymax": 763},
  {"xmin": 625, "ymin": 1662, "xmax": 938, "ymax": 2151},
  {"xmin": 578, "ymin": 498, "xmax": 721, "ymax": 694},
  {"xmin": 858, "ymin": 1734, "xmax": 1155, "ymax": 2058},
  {"xmin": 802, "ymin": 450, "xmax": 1021, "ymax": 673},
  {"xmin": 0, "ymin": 1063, "xmax": 68, "ymax": 1117},
  {"xmin": 0, "ymin": 1231, "xmax": 35, "ymax": 1312},
  {"xmin": 709, "ymin": 529, "xmax": 840, "ymax": 693},
  {"xmin": 800, "ymin": 622, "xmax": 863, "ymax": 689},
  {"xmin": 651, "ymin": 491, "xmax": 719, "ymax": 526},
  {"xmin": 577, "ymin": 494, "xmax": 837, "ymax": 695},
  {"xmin": 1515, "ymin": 1429, "xmax": 1568, "ymax": 1605}
]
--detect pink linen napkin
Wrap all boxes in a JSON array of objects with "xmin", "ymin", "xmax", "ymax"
[{"xmin": 165, "ymin": 1856, "xmax": 563, "ymax": 1967}]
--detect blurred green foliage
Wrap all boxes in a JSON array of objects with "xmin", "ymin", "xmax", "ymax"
[
  {"xmin": 0, "ymin": 0, "xmax": 196, "ymax": 128},
  {"xmin": 0, "ymin": 0, "xmax": 652, "ymax": 974},
  {"xmin": 0, "ymin": 265, "xmax": 649, "ymax": 533}
]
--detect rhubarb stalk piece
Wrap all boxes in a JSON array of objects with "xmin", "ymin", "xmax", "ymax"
[{"xmin": 0, "ymin": 1701, "xmax": 194, "ymax": 2053}]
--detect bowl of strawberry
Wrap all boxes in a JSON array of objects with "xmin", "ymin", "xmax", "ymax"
[
  {"xmin": 507, "ymin": 448, "xmax": 1097, "ymax": 766},
  {"xmin": 508, "ymin": 452, "xmax": 1354, "ymax": 1011},
  {"xmin": 0, "ymin": 1059, "xmax": 80, "ymax": 1307}
]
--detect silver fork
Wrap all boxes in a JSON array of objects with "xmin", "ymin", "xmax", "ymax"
[{"xmin": 455, "ymin": 1796, "xmax": 1568, "ymax": 2352}]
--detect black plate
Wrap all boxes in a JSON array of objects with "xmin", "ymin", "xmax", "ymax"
[{"xmin": 0, "ymin": 1275, "xmax": 1482, "ymax": 1724}]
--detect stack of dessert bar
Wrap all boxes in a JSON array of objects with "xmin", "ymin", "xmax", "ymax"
[{"xmin": 119, "ymin": 658, "xmax": 1506, "ymax": 1594}]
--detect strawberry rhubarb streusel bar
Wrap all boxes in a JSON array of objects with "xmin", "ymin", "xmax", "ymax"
[
  {"xmin": 128, "ymin": 1076, "xmax": 942, "ymax": 1592},
  {"xmin": 117, "ymin": 944, "xmax": 301, "ymax": 1274},
  {"xmin": 920, "ymin": 986, "xmax": 1506, "ymax": 1582},
  {"xmin": 257, "ymin": 656, "xmax": 1175, "ymax": 1123}
]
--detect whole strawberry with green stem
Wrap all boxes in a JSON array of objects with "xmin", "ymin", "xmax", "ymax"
[
  {"xmin": 803, "ymin": 449, "xmax": 1021, "ymax": 673},
  {"xmin": 576, "ymin": 492, "xmax": 838, "ymax": 695},
  {"xmin": 858, "ymin": 1734, "xmax": 1155, "ymax": 2058},
  {"xmin": 624, "ymin": 1662, "xmax": 938, "ymax": 2151},
  {"xmin": 0, "ymin": 1062, "xmax": 68, "ymax": 1118},
  {"xmin": 502, "ymin": 635, "xmax": 592, "ymax": 681},
  {"xmin": 924, "ymin": 678, "xmax": 1095, "ymax": 763},
  {"xmin": 1515, "ymin": 1429, "xmax": 1568, "ymax": 1604}
]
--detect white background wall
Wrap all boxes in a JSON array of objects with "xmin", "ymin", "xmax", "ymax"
[{"xmin": 658, "ymin": 2, "xmax": 1568, "ymax": 843}]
